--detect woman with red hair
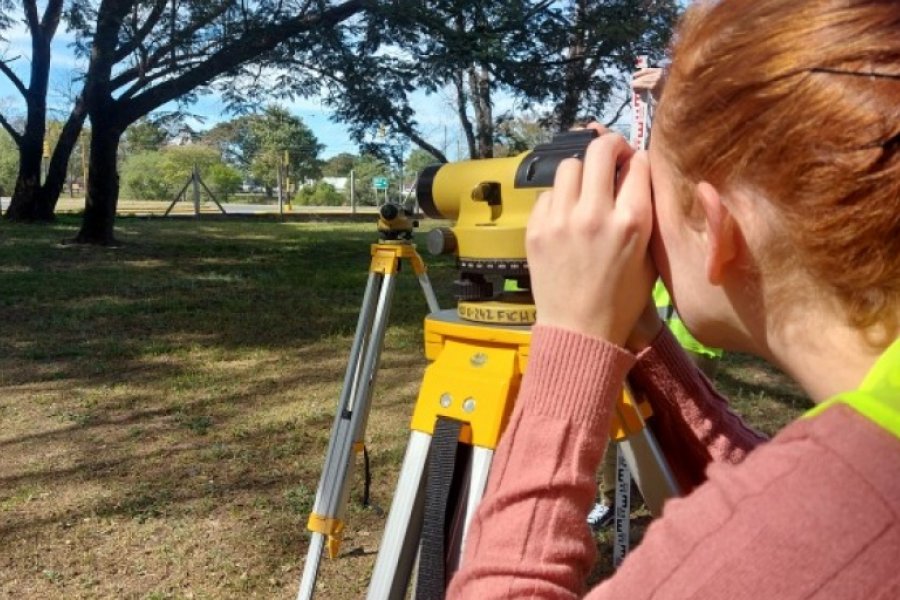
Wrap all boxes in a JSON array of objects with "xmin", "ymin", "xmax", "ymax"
[{"xmin": 448, "ymin": 0, "xmax": 900, "ymax": 597}]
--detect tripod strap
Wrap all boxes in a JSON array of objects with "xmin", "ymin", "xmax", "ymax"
[{"xmin": 415, "ymin": 417, "xmax": 463, "ymax": 600}]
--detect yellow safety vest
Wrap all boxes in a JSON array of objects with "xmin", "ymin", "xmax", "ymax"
[
  {"xmin": 652, "ymin": 281, "xmax": 723, "ymax": 359},
  {"xmin": 804, "ymin": 337, "xmax": 900, "ymax": 440}
]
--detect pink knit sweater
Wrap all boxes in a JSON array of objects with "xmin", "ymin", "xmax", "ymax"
[{"xmin": 447, "ymin": 326, "xmax": 900, "ymax": 599}]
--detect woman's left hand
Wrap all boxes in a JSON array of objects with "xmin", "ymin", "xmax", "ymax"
[{"xmin": 527, "ymin": 125, "xmax": 657, "ymax": 347}]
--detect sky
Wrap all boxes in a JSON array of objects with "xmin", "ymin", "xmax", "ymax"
[{"xmin": 0, "ymin": 20, "xmax": 511, "ymax": 161}]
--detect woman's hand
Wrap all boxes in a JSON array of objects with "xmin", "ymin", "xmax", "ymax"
[
  {"xmin": 527, "ymin": 126, "xmax": 657, "ymax": 347},
  {"xmin": 632, "ymin": 67, "xmax": 665, "ymax": 101}
]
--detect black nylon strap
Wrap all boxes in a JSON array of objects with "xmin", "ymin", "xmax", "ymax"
[{"xmin": 415, "ymin": 417, "xmax": 463, "ymax": 600}]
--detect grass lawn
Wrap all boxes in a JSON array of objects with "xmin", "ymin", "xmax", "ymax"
[{"xmin": 0, "ymin": 216, "xmax": 810, "ymax": 599}]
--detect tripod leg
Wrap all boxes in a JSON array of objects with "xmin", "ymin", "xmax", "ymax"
[
  {"xmin": 618, "ymin": 426, "xmax": 680, "ymax": 517},
  {"xmin": 415, "ymin": 273, "xmax": 441, "ymax": 314},
  {"xmin": 456, "ymin": 446, "xmax": 493, "ymax": 565},
  {"xmin": 367, "ymin": 430, "xmax": 432, "ymax": 600},
  {"xmin": 609, "ymin": 384, "xmax": 681, "ymax": 567},
  {"xmin": 298, "ymin": 271, "xmax": 399, "ymax": 600}
]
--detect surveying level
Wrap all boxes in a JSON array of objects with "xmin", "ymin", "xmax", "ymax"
[
  {"xmin": 418, "ymin": 129, "xmax": 599, "ymax": 325},
  {"xmin": 296, "ymin": 203, "xmax": 440, "ymax": 600}
]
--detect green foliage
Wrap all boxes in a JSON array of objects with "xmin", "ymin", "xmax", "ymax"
[
  {"xmin": 124, "ymin": 118, "xmax": 168, "ymax": 154},
  {"xmin": 0, "ymin": 129, "xmax": 17, "ymax": 194},
  {"xmin": 203, "ymin": 106, "xmax": 322, "ymax": 194},
  {"xmin": 121, "ymin": 145, "xmax": 239, "ymax": 201},
  {"xmin": 324, "ymin": 0, "xmax": 678, "ymax": 158},
  {"xmin": 293, "ymin": 181, "xmax": 345, "ymax": 206},
  {"xmin": 493, "ymin": 113, "xmax": 551, "ymax": 157},
  {"xmin": 121, "ymin": 152, "xmax": 170, "ymax": 200},
  {"xmin": 205, "ymin": 163, "xmax": 242, "ymax": 199},
  {"xmin": 321, "ymin": 152, "xmax": 358, "ymax": 177},
  {"xmin": 349, "ymin": 154, "xmax": 391, "ymax": 206},
  {"xmin": 404, "ymin": 148, "xmax": 441, "ymax": 179}
]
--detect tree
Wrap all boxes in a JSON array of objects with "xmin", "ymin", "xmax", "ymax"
[
  {"xmin": 0, "ymin": 128, "xmax": 18, "ymax": 195},
  {"xmin": 124, "ymin": 117, "xmax": 168, "ymax": 154},
  {"xmin": 26, "ymin": 0, "xmax": 372, "ymax": 244},
  {"xmin": 321, "ymin": 0, "xmax": 677, "ymax": 162},
  {"xmin": 248, "ymin": 106, "xmax": 322, "ymax": 195},
  {"xmin": 1, "ymin": 0, "xmax": 86, "ymax": 220},
  {"xmin": 321, "ymin": 152, "xmax": 357, "ymax": 177},
  {"xmin": 404, "ymin": 147, "xmax": 441, "ymax": 182},
  {"xmin": 536, "ymin": 0, "xmax": 679, "ymax": 130},
  {"xmin": 493, "ymin": 112, "xmax": 551, "ymax": 156},
  {"xmin": 204, "ymin": 162, "xmax": 241, "ymax": 200},
  {"xmin": 120, "ymin": 151, "xmax": 169, "ymax": 200},
  {"xmin": 204, "ymin": 106, "xmax": 322, "ymax": 197}
]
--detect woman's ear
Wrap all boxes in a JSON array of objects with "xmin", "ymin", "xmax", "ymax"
[{"xmin": 695, "ymin": 181, "xmax": 739, "ymax": 285}]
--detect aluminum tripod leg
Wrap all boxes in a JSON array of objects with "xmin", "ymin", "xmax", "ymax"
[
  {"xmin": 611, "ymin": 386, "xmax": 681, "ymax": 566},
  {"xmin": 297, "ymin": 242, "xmax": 439, "ymax": 600},
  {"xmin": 298, "ymin": 271, "xmax": 398, "ymax": 600},
  {"xmin": 366, "ymin": 430, "xmax": 432, "ymax": 600}
]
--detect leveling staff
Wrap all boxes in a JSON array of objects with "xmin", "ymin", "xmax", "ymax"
[{"xmin": 448, "ymin": 0, "xmax": 900, "ymax": 597}]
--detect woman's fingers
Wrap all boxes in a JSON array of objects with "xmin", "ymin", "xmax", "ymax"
[
  {"xmin": 551, "ymin": 157, "xmax": 584, "ymax": 211},
  {"xmin": 579, "ymin": 133, "xmax": 635, "ymax": 214},
  {"xmin": 615, "ymin": 150, "xmax": 652, "ymax": 234}
]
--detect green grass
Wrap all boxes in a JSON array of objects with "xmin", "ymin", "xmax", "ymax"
[{"xmin": 0, "ymin": 215, "xmax": 807, "ymax": 598}]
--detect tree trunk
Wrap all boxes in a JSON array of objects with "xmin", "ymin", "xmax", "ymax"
[
  {"xmin": 74, "ymin": 118, "xmax": 122, "ymax": 245},
  {"xmin": 453, "ymin": 70, "xmax": 477, "ymax": 160},
  {"xmin": 6, "ymin": 94, "xmax": 49, "ymax": 220},
  {"xmin": 6, "ymin": 139, "xmax": 43, "ymax": 221},
  {"xmin": 4, "ymin": 1, "xmax": 61, "ymax": 222},
  {"xmin": 43, "ymin": 100, "xmax": 88, "ymax": 214},
  {"xmin": 469, "ymin": 65, "xmax": 493, "ymax": 159}
]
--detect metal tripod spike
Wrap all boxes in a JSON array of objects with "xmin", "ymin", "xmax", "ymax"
[{"xmin": 296, "ymin": 224, "xmax": 440, "ymax": 600}]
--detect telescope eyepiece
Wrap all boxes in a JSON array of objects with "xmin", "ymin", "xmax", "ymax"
[
  {"xmin": 379, "ymin": 203, "xmax": 400, "ymax": 220},
  {"xmin": 415, "ymin": 163, "xmax": 444, "ymax": 218}
]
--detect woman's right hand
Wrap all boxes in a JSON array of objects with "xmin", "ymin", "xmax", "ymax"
[
  {"xmin": 632, "ymin": 67, "xmax": 665, "ymax": 101},
  {"xmin": 526, "ymin": 126, "xmax": 656, "ymax": 347}
]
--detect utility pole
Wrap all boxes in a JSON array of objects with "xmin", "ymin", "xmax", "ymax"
[{"xmin": 350, "ymin": 169, "xmax": 356, "ymax": 214}]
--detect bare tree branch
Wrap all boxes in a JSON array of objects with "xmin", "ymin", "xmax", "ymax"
[
  {"xmin": 23, "ymin": 0, "xmax": 40, "ymax": 33},
  {"xmin": 0, "ymin": 59, "xmax": 27, "ymax": 97},
  {"xmin": 120, "ymin": 0, "xmax": 373, "ymax": 125},
  {"xmin": 113, "ymin": 0, "xmax": 168, "ymax": 62},
  {"xmin": 40, "ymin": 0, "xmax": 65, "ymax": 37},
  {"xmin": 0, "ymin": 111, "xmax": 22, "ymax": 145}
]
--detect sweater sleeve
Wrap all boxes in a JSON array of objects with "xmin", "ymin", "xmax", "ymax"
[
  {"xmin": 628, "ymin": 326, "xmax": 768, "ymax": 492},
  {"xmin": 447, "ymin": 325, "xmax": 636, "ymax": 599}
]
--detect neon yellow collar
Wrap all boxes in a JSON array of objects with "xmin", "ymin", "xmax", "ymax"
[{"xmin": 804, "ymin": 337, "xmax": 900, "ymax": 439}]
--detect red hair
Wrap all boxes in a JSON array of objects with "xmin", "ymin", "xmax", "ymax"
[{"xmin": 656, "ymin": 0, "xmax": 900, "ymax": 341}]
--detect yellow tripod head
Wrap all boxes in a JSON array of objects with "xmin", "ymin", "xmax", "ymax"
[{"xmin": 416, "ymin": 129, "xmax": 598, "ymax": 325}]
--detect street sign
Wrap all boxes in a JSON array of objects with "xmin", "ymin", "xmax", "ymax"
[{"xmin": 373, "ymin": 176, "xmax": 389, "ymax": 190}]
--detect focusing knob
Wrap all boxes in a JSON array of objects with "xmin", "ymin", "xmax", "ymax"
[
  {"xmin": 454, "ymin": 274, "xmax": 494, "ymax": 301},
  {"xmin": 426, "ymin": 227, "xmax": 458, "ymax": 255}
]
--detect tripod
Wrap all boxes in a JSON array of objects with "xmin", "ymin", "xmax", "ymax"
[
  {"xmin": 365, "ymin": 310, "xmax": 681, "ymax": 599},
  {"xmin": 296, "ymin": 209, "xmax": 440, "ymax": 600}
]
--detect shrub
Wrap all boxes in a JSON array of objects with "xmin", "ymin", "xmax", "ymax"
[
  {"xmin": 293, "ymin": 181, "xmax": 345, "ymax": 206},
  {"xmin": 121, "ymin": 152, "xmax": 172, "ymax": 200}
]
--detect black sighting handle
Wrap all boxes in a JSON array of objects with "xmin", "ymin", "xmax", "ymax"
[
  {"xmin": 513, "ymin": 129, "xmax": 599, "ymax": 188},
  {"xmin": 415, "ymin": 129, "xmax": 599, "ymax": 218}
]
